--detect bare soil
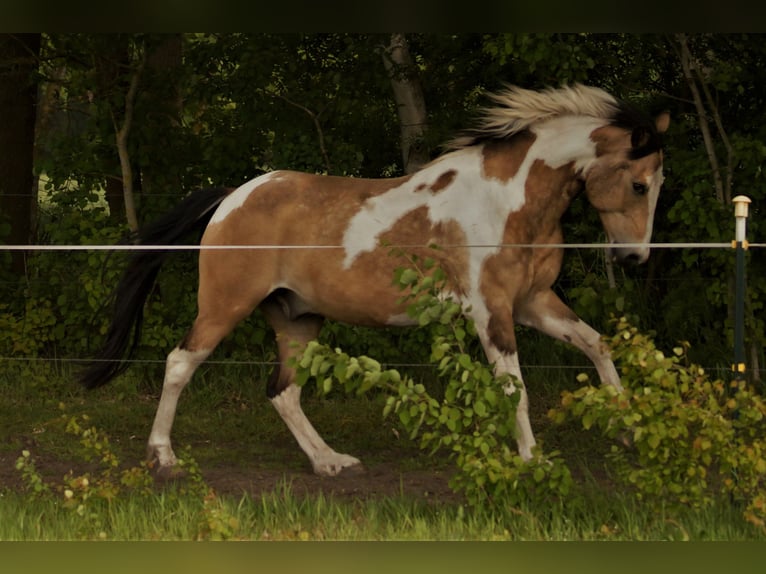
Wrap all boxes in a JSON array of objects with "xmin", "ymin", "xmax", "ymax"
[
  {"xmin": 0, "ymin": 450, "xmax": 462, "ymax": 505},
  {"xmin": 203, "ymin": 462, "xmax": 460, "ymax": 504}
]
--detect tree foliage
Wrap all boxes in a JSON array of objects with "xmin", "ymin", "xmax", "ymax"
[{"xmin": 0, "ymin": 32, "xmax": 763, "ymax": 383}]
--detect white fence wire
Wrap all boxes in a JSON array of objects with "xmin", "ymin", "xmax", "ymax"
[{"xmin": 0, "ymin": 239, "xmax": 763, "ymax": 376}]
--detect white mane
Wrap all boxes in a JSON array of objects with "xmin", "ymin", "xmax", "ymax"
[{"xmin": 448, "ymin": 83, "xmax": 620, "ymax": 150}]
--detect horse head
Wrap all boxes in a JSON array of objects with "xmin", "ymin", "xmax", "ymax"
[{"xmin": 583, "ymin": 110, "xmax": 670, "ymax": 265}]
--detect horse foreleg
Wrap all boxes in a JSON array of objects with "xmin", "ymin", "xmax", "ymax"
[
  {"xmin": 147, "ymin": 346, "xmax": 211, "ymax": 478},
  {"xmin": 473, "ymin": 306, "xmax": 537, "ymax": 461},
  {"xmin": 482, "ymin": 344, "xmax": 537, "ymax": 461},
  {"xmin": 517, "ymin": 289, "xmax": 622, "ymax": 391}
]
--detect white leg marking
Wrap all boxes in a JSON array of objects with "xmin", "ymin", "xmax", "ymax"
[
  {"xmin": 557, "ymin": 319, "xmax": 622, "ymax": 391},
  {"xmin": 518, "ymin": 292, "xmax": 622, "ymax": 391},
  {"xmin": 147, "ymin": 347, "xmax": 211, "ymax": 469},
  {"xmin": 482, "ymin": 345, "xmax": 536, "ymax": 461},
  {"xmin": 270, "ymin": 384, "xmax": 362, "ymax": 476}
]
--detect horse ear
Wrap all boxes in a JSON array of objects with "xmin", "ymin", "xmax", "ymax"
[
  {"xmin": 631, "ymin": 111, "xmax": 670, "ymax": 148},
  {"xmin": 654, "ymin": 111, "xmax": 670, "ymax": 134},
  {"xmin": 631, "ymin": 126, "xmax": 650, "ymax": 148}
]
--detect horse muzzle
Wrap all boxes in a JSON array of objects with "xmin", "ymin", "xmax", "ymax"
[{"xmin": 608, "ymin": 245, "xmax": 649, "ymax": 266}]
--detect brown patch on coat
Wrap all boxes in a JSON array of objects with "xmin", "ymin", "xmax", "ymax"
[
  {"xmin": 201, "ymin": 171, "xmax": 473, "ymax": 331},
  {"xmin": 478, "ymin": 157, "xmax": 581, "ymax": 353},
  {"xmin": 194, "ymin": 171, "xmax": 420, "ymax": 337},
  {"xmin": 481, "ymin": 132, "xmax": 536, "ymax": 182},
  {"xmin": 376, "ymin": 206, "xmax": 471, "ymax": 297},
  {"xmin": 430, "ymin": 169, "xmax": 457, "ymax": 193},
  {"xmin": 487, "ymin": 311, "xmax": 517, "ymax": 355}
]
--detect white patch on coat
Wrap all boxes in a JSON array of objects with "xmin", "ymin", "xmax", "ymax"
[
  {"xmin": 528, "ymin": 116, "xmax": 605, "ymax": 173},
  {"xmin": 208, "ymin": 171, "xmax": 284, "ymax": 225},
  {"xmin": 342, "ymin": 147, "xmax": 515, "ymax": 269},
  {"xmin": 342, "ymin": 115, "xmax": 608, "ymax": 310},
  {"xmin": 641, "ymin": 166, "xmax": 665, "ymax": 246}
]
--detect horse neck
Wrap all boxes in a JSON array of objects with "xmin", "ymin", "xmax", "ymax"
[
  {"xmin": 528, "ymin": 115, "xmax": 608, "ymax": 174},
  {"xmin": 514, "ymin": 116, "xmax": 607, "ymax": 229}
]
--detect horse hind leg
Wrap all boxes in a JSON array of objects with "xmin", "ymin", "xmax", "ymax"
[
  {"xmin": 146, "ymin": 314, "xmax": 242, "ymax": 479},
  {"xmin": 262, "ymin": 296, "xmax": 363, "ymax": 477}
]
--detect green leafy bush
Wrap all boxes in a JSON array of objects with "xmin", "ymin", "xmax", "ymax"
[
  {"xmin": 550, "ymin": 316, "xmax": 766, "ymax": 529},
  {"xmin": 14, "ymin": 411, "xmax": 241, "ymax": 539}
]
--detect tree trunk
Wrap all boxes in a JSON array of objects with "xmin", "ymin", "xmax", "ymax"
[
  {"xmin": 92, "ymin": 35, "xmax": 131, "ymax": 221},
  {"xmin": 114, "ymin": 52, "xmax": 144, "ymax": 232},
  {"xmin": 0, "ymin": 33, "xmax": 40, "ymax": 275},
  {"xmin": 382, "ymin": 33, "xmax": 429, "ymax": 174},
  {"xmin": 138, "ymin": 34, "xmax": 184, "ymax": 202},
  {"xmin": 676, "ymin": 33, "xmax": 726, "ymax": 204}
]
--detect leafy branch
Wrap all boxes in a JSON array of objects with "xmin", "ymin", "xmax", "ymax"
[{"xmin": 293, "ymin": 252, "xmax": 573, "ymax": 508}]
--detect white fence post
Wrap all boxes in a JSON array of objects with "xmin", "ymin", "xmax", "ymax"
[{"xmin": 732, "ymin": 195, "xmax": 751, "ymax": 379}]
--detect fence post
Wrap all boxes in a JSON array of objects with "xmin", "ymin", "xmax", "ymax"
[{"xmin": 732, "ymin": 195, "xmax": 751, "ymax": 379}]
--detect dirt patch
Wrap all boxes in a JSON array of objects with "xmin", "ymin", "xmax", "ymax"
[
  {"xmin": 203, "ymin": 463, "xmax": 460, "ymax": 503},
  {"xmin": 0, "ymin": 451, "xmax": 462, "ymax": 505}
]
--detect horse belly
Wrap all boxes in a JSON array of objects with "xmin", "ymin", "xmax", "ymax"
[{"xmin": 299, "ymin": 281, "xmax": 412, "ymax": 327}]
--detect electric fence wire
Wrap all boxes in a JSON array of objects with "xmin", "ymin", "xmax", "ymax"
[{"xmin": 0, "ymin": 241, "xmax": 762, "ymax": 376}]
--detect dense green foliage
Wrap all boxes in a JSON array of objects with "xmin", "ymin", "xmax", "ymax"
[
  {"xmin": 0, "ymin": 33, "xmax": 763, "ymax": 375},
  {"xmin": 1, "ymin": 35, "xmax": 765, "ymax": 535},
  {"xmin": 552, "ymin": 317, "xmax": 766, "ymax": 529}
]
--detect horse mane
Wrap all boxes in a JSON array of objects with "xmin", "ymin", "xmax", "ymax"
[{"xmin": 446, "ymin": 83, "xmax": 655, "ymax": 153}]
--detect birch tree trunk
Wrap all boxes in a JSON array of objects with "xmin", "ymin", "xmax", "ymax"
[
  {"xmin": 382, "ymin": 33, "xmax": 429, "ymax": 174},
  {"xmin": 113, "ymin": 51, "xmax": 145, "ymax": 233}
]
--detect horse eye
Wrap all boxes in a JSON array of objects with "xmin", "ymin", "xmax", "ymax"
[{"xmin": 632, "ymin": 182, "xmax": 648, "ymax": 195}]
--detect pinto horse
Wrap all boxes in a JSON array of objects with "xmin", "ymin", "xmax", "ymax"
[{"xmin": 81, "ymin": 84, "xmax": 669, "ymax": 478}]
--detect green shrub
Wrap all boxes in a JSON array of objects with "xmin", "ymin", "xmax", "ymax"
[
  {"xmin": 550, "ymin": 316, "xmax": 766, "ymax": 529},
  {"xmin": 14, "ymin": 412, "xmax": 241, "ymax": 539}
]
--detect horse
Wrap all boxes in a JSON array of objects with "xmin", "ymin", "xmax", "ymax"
[{"xmin": 80, "ymin": 83, "xmax": 669, "ymax": 478}]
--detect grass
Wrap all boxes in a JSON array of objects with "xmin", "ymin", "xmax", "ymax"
[
  {"xmin": 1, "ymin": 479, "xmax": 760, "ymax": 541},
  {"xmin": 1, "ymin": 358, "xmax": 765, "ymax": 541}
]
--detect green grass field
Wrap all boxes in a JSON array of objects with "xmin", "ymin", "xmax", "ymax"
[{"xmin": 1, "ymin": 354, "xmax": 764, "ymax": 541}]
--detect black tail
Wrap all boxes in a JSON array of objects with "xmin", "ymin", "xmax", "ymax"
[{"xmin": 79, "ymin": 187, "xmax": 231, "ymax": 389}]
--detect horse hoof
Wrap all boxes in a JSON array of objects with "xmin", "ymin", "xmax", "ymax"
[
  {"xmin": 336, "ymin": 462, "xmax": 366, "ymax": 476},
  {"xmin": 314, "ymin": 457, "xmax": 366, "ymax": 477},
  {"xmin": 152, "ymin": 463, "xmax": 188, "ymax": 483}
]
